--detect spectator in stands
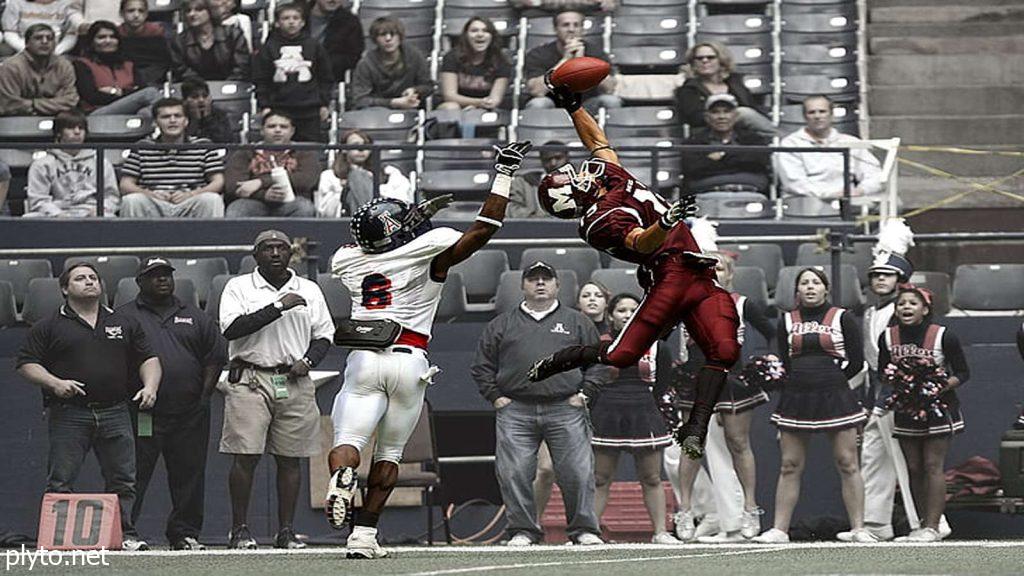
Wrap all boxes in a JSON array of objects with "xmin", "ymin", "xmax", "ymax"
[
  {"xmin": 777, "ymin": 95, "xmax": 882, "ymax": 200},
  {"xmin": 24, "ymin": 111, "xmax": 119, "ymax": 218},
  {"xmin": 73, "ymin": 21, "xmax": 161, "ymax": 117},
  {"xmin": 121, "ymin": 257, "xmax": 227, "ymax": 551},
  {"xmin": 218, "ymin": 229, "xmax": 334, "ymax": 549},
  {"xmin": 674, "ymin": 41, "xmax": 775, "ymax": 140},
  {"xmin": 880, "ymin": 285, "xmax": 969, "ymax": 542},
  {"xmin": 170, "ymin": 0, "xmax": 250, "ymax": 81},
  {"xmin": 523, "ymin": 10, "xmax": 620, "ymax": 112},
  {"xmin": 351, "ymin": 16, "xmax": 434, "ymax": 110},
  {"xmin": 253, "ymin": 2, "xmax": 333, "ymax": 143},
  {"xmin": 472, "ymin": 261, "xmax": 607, "ymax": 546},
  {"xmin": 307, "ymin": 0, "xmax": 363, "ymax": 82},
  {"xmin": 16, "ymin": 261, "xmax": 161, "ymax": 551},
  {"xmin": 510, "ymin": 0, "xmax": 617, "ymax": 13},
  {"xmin": 438, "ymin": 17, "xmax": 512, "ymax": 112},
  {"xmin": 576, "ymin": 280, "xmax": 610, "ymax": 333},
  {"xmin": 209, "ymin": 0, "xmax": 251, "ymax": 51},
  {"xmin": 118, "ymin": 0, "xmax": 172, "ymax": 86},
  {"xmin": 753, "ymin": 268, "xmax": 871, "ymax": 544},
  {"xmin": 119, "ymin": 97, "xmax": 225, "ymax": 218},
  {"xmin": 591, "ymin": 293, "xmax": 678, "ymax": 544},
  {"xmin": 315, "ymin": 128, "xmax": 412, "ymax": 217},
  {"xmin": 78, "ymin": 1, "xmax": 121, "ymax": 34},
  {"xmin": 224, "ymin": 111, "xmax": 319, "ymax": 218},
  {"xmin": 182, "ymin": 77, "xmax": 238, "ymax": 143},
  {"xmin": 0, "ymin": 24, "xmax": 79, "ymax": 116},
  {"xmin": 679, "ymin": 94, "xmax": 772, "ymax": 196},
  {"xmin": 0, "ymin": 0, "xmax": 81, "ymax": 56},
  {"xmin": 508, "ymin": 140, "xmax": 569, "ymax": 218}
]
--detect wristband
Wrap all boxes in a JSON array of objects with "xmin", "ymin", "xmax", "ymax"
[
  {"xmin": 490, "ymin": 173, "xmax": 512, "ymax": 198},
  {"xmin": 475, "ymin": 215, "xmax": 503, "ymax": 228}
]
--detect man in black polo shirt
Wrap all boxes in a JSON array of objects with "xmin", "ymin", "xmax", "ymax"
[
  {"xmin": 119, "ymin": 257, "xmax": 227, "ymax": 551},
  {"xmin": 17, "ymin": 262, "xmax": 162, "ymax": 551}
]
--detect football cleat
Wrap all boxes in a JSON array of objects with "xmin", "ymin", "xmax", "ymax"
[{"xmin": 325, "ymin": 467, "xmax": 358, "ymax": 529}]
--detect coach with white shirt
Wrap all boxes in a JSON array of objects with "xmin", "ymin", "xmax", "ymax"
[{"xmin": 218, "ymin": 229, "xmax": 334, "ymax": 550}]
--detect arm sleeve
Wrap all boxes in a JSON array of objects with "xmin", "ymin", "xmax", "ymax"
[
  {"xmin": 470, "ymin": 317, "xmax": 503, "ymax": 403},
  {"xmin": 943, "ymin": 330, "xmax": 970, "ymax": 385},
  {"xmin": 302, "ymin": 338, "xmax": 331, "ymax": 367},
  {"xmin": 673, "ymin": 83, "xmax": 705, "ymax": 127},
  {"xmin": 26, "ymin": 161, "xmax": 62, "ymax": 217},
  {"xmin": 169, "ymin": 34, "xmax": 195, "ymax": 81},
  {"xmin": 315, "ymin": 43, "xmax": 335, "ymax": 106},
  {"xmin": 32, "ymin": 60, "xmax": 79, "ymax": 115},
  {"xmin": 55, "ymin": 28, "xmax": 78, "ymax": 56},
  {"xmin": 2, "ymin": 3, "xmax": 25, "ymax": 52},
  {"xmin": 680, "ymin": 136, "xmax": 719, "ymax": 180},
  {"xmin": 222, "ymin": 305, "xmax": 283, "ymax": 340},
  {"xmin": 129, "ymin": 317, "xmax": 158, "ymax": 363},
  {"xmin": 350, "ymin": 59, "xmax": 390, "ymax": 109},
  {"xmin": 744, "ymin": 298, "xmax": 775, "ymax": 344},
  {"xmin": 652, "ymin": 341, "xmax": 674, "ymax": 397},
  {"xmin": 776, "ymin": 319, "xmax": 790, "ymax": 370},
  {"xmin": 776, "ymin": 145, "xmax": 820, "ymax": 198},
  {"xmin": 291, "ymin": 151, "xmax": 323, "ymax": 199},
  {"xmin": 0, "ymin": 65, "xmax": 33, "ymax": 115},
  {"xmin": 102, "ymin": 159, "xmax": 120, "ymax": 216},
  {"xmin": 73, "ymin": 60, "xmax": 118, "ymax": 106},
  {"xmin": 202, "ymin": 144, "xmax": 225, "ymax": 178},
  {"xmin": 226, "ymin": 27, "xmax": 251, "ymax": 80},
  {"xmin": 221, "ymin": 150, "xmax": 252, "ymax": 203},
  {"xmin": 579, "ymin": 316, "xmax": 610, "ymax": 398},
  {"xmin": 200, "ymin": 312, "xmax": 228, "ymax": 367},
  {"xmin": 840, "ymin": 311, "xmax": 864, "ymax": 380},
  {"xmin": 16, "ymin": 321, "xmax": 50, "ymax": 368},
  {"xmin": 583, "ymin": 209, "xmax": 643, "ymax": 253},
  {"xmin": 854, "ymin": 147, "xmax": 883, "ymax": 196},
  {"xmin": 522, "ymin": 46, "xmax": 551, "ymax": 81},
  {"xmin": 877, "ymin": 333, "xmax": 891, "ymax": 371},
  {"xmin": 252, "ymin": 42, "xmax": 274, "ymax": 110},
  {"xmin": 411, "ymin": 50, "xmax": 435, "ymax": 98}
]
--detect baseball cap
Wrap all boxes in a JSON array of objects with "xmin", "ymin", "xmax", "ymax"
[
  {"xmin": 705, "ymin": 93, "xmax": 738, "ymax": 110},
  {"xmin": 254, "ymin": 229, "xmax": 291, "ymax": 248},
  {"xmin": 522, "ymin": 261, "xmax": 557, "ymax": 280},
  {"xmin": 137, "ymin": 256, "xmax": 175, "ymax": 277}
]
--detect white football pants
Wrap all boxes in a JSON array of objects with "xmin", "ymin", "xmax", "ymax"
[
  {"xmin": 862, "ymin": 409, "xmax": 920, "ymax": 528},
  {"xmin": 664, "ymin": 416, "xmax": 744, "ymax": 530}
]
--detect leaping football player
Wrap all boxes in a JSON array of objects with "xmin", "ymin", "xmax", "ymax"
[
  {"xmin": 528, "ymin": 79, "xmax": 741, "ymax": 460},
  {"xmin": 325, "ymin": 141, "xmax": 532, "ymax": 558}
]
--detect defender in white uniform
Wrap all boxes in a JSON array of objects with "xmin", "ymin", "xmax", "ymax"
[{"xmin": 325, "ymin": 141, "xmax": 533, "ymax": 558}]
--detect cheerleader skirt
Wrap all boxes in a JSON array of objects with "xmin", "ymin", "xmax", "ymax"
[
  {"xmin": 677, "ymin": 374, "xmax": 770, "ymax": 415},
  {"xmin": 892, "ymin": 392, "xmax": 965, "ymax": 438},
  {"xmin": 770, "ymin": 380, "xmax": 867, "ymax": 432},
  {"xmin": 591, "ymin": 391, "xmax": 673, "ymax": 450}
]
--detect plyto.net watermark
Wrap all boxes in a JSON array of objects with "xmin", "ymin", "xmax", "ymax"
[{"xmin": 5, "ymin": 546, "xmax": 109, "ymax": 571}]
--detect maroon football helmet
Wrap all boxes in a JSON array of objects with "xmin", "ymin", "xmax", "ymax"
[{"xmin": 536, "ymin": 159, "xmax": 607, "ymax": 219}]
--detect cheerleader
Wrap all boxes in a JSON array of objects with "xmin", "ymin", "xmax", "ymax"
[
  {"xmin": 674, "ymin": 251, "xmax": 774, "ymax": 542},
  {"xmin": 879, "ymin": 285, "xmax": 969, "ymax": 542},
  {"xmin": 590, "ymin": 294, "xmax": 678, "ymax": 544},
  {"xmin": 753, "ymin": 268, "xmax": 873, "ymax": 543}
]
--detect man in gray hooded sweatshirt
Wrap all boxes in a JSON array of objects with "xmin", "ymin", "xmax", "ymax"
[{"xmin": 25, "ymin": 110, "xmax": 119, "ymax": 217}]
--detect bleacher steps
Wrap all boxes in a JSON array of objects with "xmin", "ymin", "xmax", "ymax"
[
  {"xmin": 870, "ymin": 35, "xmax": 1024, "ymax": 55},
  {"xmin": 869, "ymin": 55, "xmax": 1024, "ymax": 86},
  {"xmin": 871, "ymin": 115, "xmax": 1024, "ymax": 146},
  {"xmin": 891, "ymin": 176, "xmax": 1024, "ymax": 210},
  {"xmin": 870, "ymin": 85, "xmax": 1024, "ymax": 116},
  {"xmin": 871, "ymin": 5, "xmax": 1024, "ymax": 24},
  {"xmin": 870, "ymin": 0, "xmax": 1024, "ymax": 7}
]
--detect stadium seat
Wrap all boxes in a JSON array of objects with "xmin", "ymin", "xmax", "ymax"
[
  {"xmin": 732, "ymin": 266, "xmax": 769, "ymax": 309},
  {"xmin": 494, "ymin": 269, "xmax": 579, "ymax": 315},
  {"xmin": 419, "ymin": 170, "xmax": 494, "ymax": 200},
  {"xmin": 389, "ymin": 400, "xmax": 451, "ymax": 545},
  {"xmin": 781, "ymin": 74, "xmax": 858, "ymax": 103},
  {"xmin": 516, "ymin": 109, "xmax": 580, "ymax": 145},
  {"xmin": 719, "ymin": 243, "xmax": 785, "ymax": 292},
  {"xmin": 695, "ymin": 192, "xmax": 772, "ymax": 220},
  {"xmin": 67, "ymin": 256, "xmax": 140, "ymax": 303},
  {"xmin": 781, "ymin": 60, "xmax": 858, "ymax": 80},
  {"xmin": 739, "ymin": 69, "xmax": 772, "ymax": 97},
  {"xmin": 774, "ymin": 264, "xmax": 863, "ymax": 311},
  {"xmin": 427, "ymin": 109, "xmax": 510, "ymax": 140},
  {"xmin": 0, "ymin": 258, "xmax": 52, "ymax": 309},
  {"xmin": 795, "ymin": 241, "xmax": 874, "ymax": 285},
  {"xmin": 615, "ymin": 138, "xmax": 684, "ymax": 190},
  {"xmin": 520, "ymin": 248, "xmax": 602, "ymax": 288},
  {"xmin": 317, "ymin": 273, "xmax": 353, "ymax": 321},
  {"xmin": 695, "ymin": 14, "xmax": 771, "ymax": 46},
  {"xmin": 781, "ymin": 196, "xmax": 842, "ymax": 218},
  {"xmin": 238, "ymin": 255, "xmax": 257, "ymax": 274},
  {"xmin": 147, "ymin": 0, "xmax": 181, "ymax": 18},
  {"xmin": 951, "ymin": 264, "xmax": 1024, "ymax": 312},
  {"xmin": 604, "ymin": 107, "xmax": 684, "ymax": 139},
  {"xmin": 907, "ymin": 271, "xmax": 951, "ymax": 317},
  {"xmin": 781, "ymin": 13, "xmax": 857, "ymax": 34},
  {"xmin": 360, "ymin": 15, "xmax": 435, "ymax": 54},
  {"xmin": 610, "ymin": 46, "xmax": 687, "ymax": 74},
  {"xmin": 338, "ymin": 109, "xmax": 420, "ymax": 143},
  {"xmin": 0, "ymin": 116, "xmax": 54, "ymax": 141},
  {"xmin": 607, "ymin": 259, "xmax": 640, "ymax": 270},
  {"xmin": 22, "ymin": 278, "xmax": 64, "ymax": 324},
  {"xmin": 442, "ymin": 0, "xmax": 515, "ymax": 19},
  {"xmin": 423, "ymin": 139, "xmax": 500, "ymax": 172},
  {"xmin": 114, "ymin": 277, "xmax": 198, "ymax": 308},
  {"xmin": 205, "ymin": 274, "xmax": 234, "ymax": 319},
  {"xmin": 169, "ymin": 81, "xmax": 254, "ymax": 117},
  {"xmin": 590, "ymin": 268, "xmax": 643, "ymax": 300},
  {"xmin": 781, "ymin": 0, "xmax": 857, "ymax": 16},
  {"xmin": 730, "ymin": 43, "xmax": 773, "ymax": 69},
  {"xmin": 779, "ymin": 102, "xmax": 858, "ymax": 136},
  {"xmin": 780, "ymin": 43, "xmax": 856, "ymax": 66},
  {"xmin": 436, "ymin": 272, "xmax": 468, "ymax": 322},
  {"xmin": 611, "ymin": 15, "xmax": 688, "ymax": 48},
  {"xmin": 169, "ymin": 257, "xmax": 230, "ymax": 307},
  {"xmin": 380, "ymin": 147, "xmax": 419, "ymax": 175},
  {"xmin": 238, "ymin": 0, "xmax": 269, "ymax": 15},
  {"xmin": 0, "ymin": 281, "xmax": 17, "ymax": 327},
  {"xmin": 617, "ymin": 0, "xmax": 688, "ymax": 16},
  {"xmin": 525, "ymin": 16, "xmax": 603, "ymax": 50},
  {"xmin": 87, "ymin": 115, "xmax": 153, "ymax": 142},
  {"xmin": 450, "ymin": 250, "xmax": 509, "ymax": 307}
]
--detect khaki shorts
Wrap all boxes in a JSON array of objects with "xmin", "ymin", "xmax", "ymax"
[{"xmin": 219, "ymin": 368, "xmax": 319, "ymax": 457}]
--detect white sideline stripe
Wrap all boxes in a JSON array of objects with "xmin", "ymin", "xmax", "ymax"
[
  {"xmin": 107, "ymin": 539, "xmax": 1024, "ymax": 557},
  {"xmin": 398, "ymin": 547, "xmax": 789, "ymax": 576}
]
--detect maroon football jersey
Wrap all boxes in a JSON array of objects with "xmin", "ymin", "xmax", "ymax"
[{"xmin": 579, "ymin": 160, "xmax": 703, "ymax": 266}]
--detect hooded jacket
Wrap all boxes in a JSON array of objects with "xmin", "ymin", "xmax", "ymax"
[
  {"xmin": 350, "ymin": 44, "xmax": 435, "ymax": 109},
  {"xmin": 25, "ymin": 149, "xmax": 119, "ymax": 218},
  {"xmin": 253, "ymin": 29, "xmax": 334, "ymax": 111}
]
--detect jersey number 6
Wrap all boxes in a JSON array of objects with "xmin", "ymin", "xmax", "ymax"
[{"xmin": 361, "ymin": 273, "xmax": 393, "ymax": 310}]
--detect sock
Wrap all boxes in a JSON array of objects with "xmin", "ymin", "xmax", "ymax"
[
  {"xmin": 685, "ymin": 366, "xmax": 729, "ymax": 431},
  {"xmin": 355, "ymin": 510, "xmax": 381, "ymax": 528}
]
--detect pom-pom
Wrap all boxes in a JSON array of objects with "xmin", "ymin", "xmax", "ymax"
[
  {"xmin": 689, "ymin": 217, "xmax": 719, "ymax": 254},
  {"xmin": 880, "ymin": 357, "xmax": 950, "ymax": 422},
  {"xmin": 874, "ymin": 218, "xmax": 915, "ymax": 258},
  {"xmin": 738, "ymin": 355, "xmax": 786, "ymax": 391}
]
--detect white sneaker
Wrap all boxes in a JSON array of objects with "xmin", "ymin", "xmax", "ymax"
[
  {"xmin": 740, "ymin": 508, "xmax": 763, "ymax": 539},
  {"xmin": 122, "ymin": 537, "xmax": 149, "ymax": 551},
  {"xmin": 838, "ymin": 524, "xmax": 892, "ymax": 542},
  {"xmin": 346, "ymin": 526, "xmax": 388, "ymax": 559},
  {"xmin": 896, "ymin": 527, "xmax": 940, "ymax": 542},
  {"xmin": 673, "ymin": 510, "xmax": 695, "ymax": 541},
  {"xmin": 693, "ymin": 513, "xmax": 720, "ymax": 539},
  {"xmin": 325, "ymin": 467, "xmax": 358, "ymax": 530},
  {"xmin": 572, "ymin": 532, "xmax": 604, "ymax": 545},
  {"xmin": 697, "ymin": 531, "xmax": 746, "ymax": 544},
  {"xmin": 849, "ymin": 529, "xmax": 880, "ymax": 543},
  {"xmin": 752, "ymin": 528, "xmax": 789, "ymax": 544},
  {"xmin": 506, "ymin": 533, "xmax": 534, "ymax": 547},
  {"xmin": 937, "ymin": 515, "xmax": 952, "ymax": 540},
  {"xmin": 651, "ymin": 531, "xmax": 682, "ymax": 544}
]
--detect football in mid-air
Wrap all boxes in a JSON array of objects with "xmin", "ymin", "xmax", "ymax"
[{"xmin": 549, "ymin": 57, "xmax": 611, "ymax": 93}]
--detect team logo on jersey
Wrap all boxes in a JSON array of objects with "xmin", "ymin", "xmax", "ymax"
[
  {"xmin": 377, "ymin": 213, "xmax": 403, "ymax": 236},
  {"xmin": 550, "ymin": 322, "xmax": 571, "ymax": 335},
  {"xmin": 174, "ymin": 316, "xmax": 193, "ymax": 325},
  {"xmin": 104, "ymin": 325, "xmax": 123, "ymax": 339}
]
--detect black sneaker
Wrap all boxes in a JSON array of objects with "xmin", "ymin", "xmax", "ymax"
[
  {"xmin": 228, "ymin": 525, "xmax": 258, "ymax": 550},
  {"xmin": 274, "ymin": 526, "xmax": 307, "ymax": 549},
  {"xmin": 171, "ymin": 536, "xmax": 206, "ymax": 551},
  {"xmin": 528, "ymin": 346, "xmax": 587, "ymax": 382}
]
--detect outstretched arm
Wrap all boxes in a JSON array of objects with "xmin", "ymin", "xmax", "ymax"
[
  {"xmin": 430, "ymin": 142, "xmax": 533, "ymax": 280},
  {"xmin": 624, "ymin": 196, "xmax": 698, "ymax": 254},
  {"xmin": 548, "ymin": 82, "xmax": 619, "ymax": 165}
]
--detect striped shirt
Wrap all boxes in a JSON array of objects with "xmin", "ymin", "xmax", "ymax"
[{"xmin": 122, "ymin": 137, "xmax": 224, "ymax": 191}]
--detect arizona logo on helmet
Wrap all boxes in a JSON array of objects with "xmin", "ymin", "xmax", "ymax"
[{"xmin": 377, "ymin": 212, "xmax": 403, "ymax": 236}]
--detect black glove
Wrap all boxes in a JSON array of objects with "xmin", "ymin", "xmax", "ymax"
[
  {"xmin": 493, "ymin": 140, "xmax": 533, "ymax": 176},
  {"xmin": 659, "ymin": 195, "xmax": 698, "ymax": 229},
  {"xmin": 544, "ymin": 71, "xmax": 582, "ymax": 113}
]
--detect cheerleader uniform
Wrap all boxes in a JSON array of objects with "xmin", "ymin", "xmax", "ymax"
[
  {"xmin": 878, "ymin": 323, "xmax": 969, "ymax": 438},
  {"xmin": 679, "ymin": 293, "xmax": 774, "ymax": 414},
  {"xmin": 590, "ymin": 336, "xmax": 674, "ymax": 450},
  {"xmin": 771, "ymin": 303, "xmax": 867, "ymax": 432},
  {"xmin": 1016, "ymin": 323, "xmax": 1024, "ymax": 429}
]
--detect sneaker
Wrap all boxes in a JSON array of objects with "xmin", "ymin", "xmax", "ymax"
[
  {"xmin": 740, "ymin": 508, "xmax": 763, "ymax": 539},
  {"xmin": 673, "ymin": 510, "xmax": 695, "ymax": 541},
  {"xmin": 848, "ymin": 529, "xmax": 880, "ymax": 543},
  {"xmin": 693, "ymin": 513, "xmax": 720, "ymax": 539},
  {"xmin": 897, "ymin": 527, "xmax": 940, "ymax": 542},
  {"xmin": 651, "ymin": 531, "xmax": 682, "ymax": 544},
  {"xmin": 506, "ymin": 533, "xmax": 534, "ymax": 547},
  {"xmin": 751, "ymin": 528, "xmax": 789, "ymax": 544},
  {"xmin": 325, "ymin": 466, "xmax": 358, "ymax": 529},
  {"xmin": 937, "ymin": 515, "xmax": 952, "ymax": 540},
  {"xmin": 528, "ymin": 346, "xmax": 587, "ymax": 382},
  {"xmin": 697, "ymin": 531, "xmax": 746, "ymax": 544},
  {"xmin": 346, "ymin": 526, "xmax": 388, "ymax": 559},
  {"xmin": 572, "ymin": 532, "xmax": 604, "ymax": 545},
  {"xmin": 171, "ymin": 537, "xmax": 206, "ymax": 551},
  {"xmin": 274, "ymin": 526, "xmax": 307, "ymax": 549},
  {"xmin": 228, "ymin": 525, "xmax": 258, "ymax": 550},
  {"xmin": 121, "ymin": 537, "xmax": 149, "ymax": 551}
]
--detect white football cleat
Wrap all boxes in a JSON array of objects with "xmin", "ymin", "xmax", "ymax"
[
  {"xmin": 346, "ymin": 526, "xmax": 388, "ymax": 559},
  {"xmin": 325, "ymin": 467, "xmax": 357, "ymax": 530}
]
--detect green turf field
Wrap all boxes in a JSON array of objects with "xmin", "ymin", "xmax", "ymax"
[{"xmin": 7, "ymin": 542, "xmax": 1024, "ymax": 576}]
